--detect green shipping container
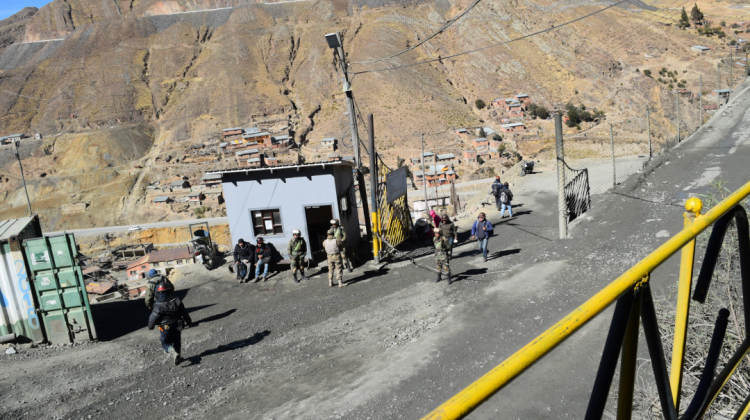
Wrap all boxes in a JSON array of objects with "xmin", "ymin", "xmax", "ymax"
[{"xmin": 23, "ymin": 234, "xmax": 97, "ymax": 344}]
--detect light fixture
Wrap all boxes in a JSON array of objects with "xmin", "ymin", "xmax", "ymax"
[{"xmin": 325, "ymin": 32, "xmax": 342, "ymax": 49}]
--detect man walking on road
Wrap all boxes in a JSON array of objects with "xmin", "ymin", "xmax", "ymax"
[
  {"xmin": 438, "ymin": 212, "xmax": 458, "ymax": 259},
  {"xmin": 471, "ymin": 212, "xmax": 493, "ymax": 262},
  {"xmin": 148, "ymin": 282, "xmax": 192, "ymax": 366},
  {"xmin": 499, "ymin": 182, "xmax": 514, "ymax": 218},
  {"xmin": 324, "ymin": 229, "xmax": 346, "ymax": 288},
  {"xmin": 433, "ymin": 228, "xmax": 452, "ymax": 284},
  {"xmin": 491, "ymin": 175, "xmax": 503, "ymax": 210},
  {"xmin": 331, "ymin": 219, "xmax": 352, "ymax": 273},
  {"xmin": 145, "ymin": 269, "xmax": 173, "ymax": 310},
  {"xmin": 230, "ymin": 239, "xmax": 253, "ymax": 283},
  {"xmin": 253, "ymin": 237, "xmax": 272, "ymax": 282},
  {"xmin": 287, "ymin": 230, "xmax": 308, "ymax": 283}
]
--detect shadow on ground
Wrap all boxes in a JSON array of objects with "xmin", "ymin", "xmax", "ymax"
[{"xmin": 184, "ymin": 330, "xmax": 271, "ymax": 366}]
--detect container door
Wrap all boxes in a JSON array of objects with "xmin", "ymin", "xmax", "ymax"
[
  {"xmin": 0, "ymin": 240, "xmax": 45, "ymax": 343},
  {"xmin": 23, "ymin": 234, "xmax": 98, "ymax": 344}
]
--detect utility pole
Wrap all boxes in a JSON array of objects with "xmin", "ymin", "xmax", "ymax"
[
  {"xmin": 554, "ymin": 114, "xmax": 567, "ymax": 239},
  {"xmin": 367, "ymin": 114, "xmax": 380, "ymax": 264},
  {"xmin": 699, "ymin": 75, "xmax": 703, "ymax": 127},
  {"xmin": 676, "ymin": 92, "xmax": 680, "ymax": 143},
  {"xmin": 717, "ymin": 63, "xmax": 721, "ymax": 107},
  {"xmin": 325, "ymin": 32, "xmax": 371, "ymax": 240},
  {"xmin": 433, "ymin": 149, "xmax": 439, "ymax": 209},
  {"xmin": 420, "ymin": 132, "xmax": 430, "ymax": 212},
  {"xmin": 647, "ymin": 107, "xmax": 652, "ymax": 160},
  {"xmin": 610, "ymin": 123, "xmax": 616, "ymax": 187},
  {"xmin": 729, "ymin": 52, "xmax": 733, "ymax": 94},
  {"xmin": 14, "ymin": 140, "xmax": 33, "ymax": 216}
]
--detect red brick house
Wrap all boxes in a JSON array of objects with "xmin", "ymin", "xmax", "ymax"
[
  {"xmin": 222, "ymin": 127, "xmax": 244, "ymax": 139},
  {"xmin": 126, "ymin": 255, "xmax": 150, "ymax": 281},
  {"xmin": 514, "ymin": 94, "xmax": 533, "ymax": 106},
  {"xmin": 188, "ymin": 192, "xmax": 205, "ymax": 206},
  {"xmin": 500, "ymin": 123, "xmax": 526, "ymax": 133},
  {"xmin": 472, "ymin": 138, "xmax": 489, "ymax": 149},
  {"xmin": 203, "ymin": 188, "xmax": 224, "ymax": 205},
  {"xmin": 463, "ymin": 150, "xmax": 477, "ymax": 163}
]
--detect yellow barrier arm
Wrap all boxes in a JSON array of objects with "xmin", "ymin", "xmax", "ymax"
[{"xmin": 422, "ymin": 180, "xmax": 750, "ymax": 420}]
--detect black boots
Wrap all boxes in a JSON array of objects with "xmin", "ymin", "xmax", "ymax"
[
  {"xmin": 435, "ymin": 272, "xmax": 441, "ymax": 283},
  {"xmin": 293, "ymin": 273, "xmax": 299, "ymax": 283},
  {"xmin": 345, "ymin": 261, "xmax": 353, "ymax": 273},
  {"xmin": 447, "ymin": 272, "xmax": 452, "ymax": 285}
]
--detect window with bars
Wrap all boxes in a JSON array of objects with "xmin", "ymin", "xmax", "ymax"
[{"xmin": 252, "ymin": 209, "xmax": 284, "ymax": 235}]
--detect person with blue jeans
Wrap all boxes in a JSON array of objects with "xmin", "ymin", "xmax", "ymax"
[
  {"xmin": 499, "ymin": 182, "xmax": 514, "ymax": 218},
  {"xmin": 253, "ymin": 237, "xmax": 272, "ymax": 282},
  {"xmin": 471, "ymin": 212, "xmax": 493, "ymax": 262}
]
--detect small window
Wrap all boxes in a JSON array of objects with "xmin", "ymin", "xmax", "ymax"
[{"xmin": 252, "ymin": 209, "xmax": 283, "ymax": 235}]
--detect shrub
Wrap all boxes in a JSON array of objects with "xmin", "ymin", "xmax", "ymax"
[
  {"xmin": 690, "ymin": 3, "xmax": 703, "ymax": 22},
  {"xmin": 475, "ymin": 99, "xmax": 486, "ymax": 110},
  {"xmin": 492, "ymin": 133, "xmax": 502, "ymax": 141},
  {"xmin": 720, "ymin": 20, "xmax": 726, "ymax": 27},
  {"xmin": 643, "ymin": 69, "xmax": 652, "ymax": 77}
]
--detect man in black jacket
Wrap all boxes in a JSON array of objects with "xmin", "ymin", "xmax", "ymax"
[
  {"xmin": 148, "ymin": 282, "xmax": 192, "ymax": 365},
  {"xmin": 491, "ymin": 176, "xmax": 503, "ymax": 210},
  {"xmin": 253, "ymin": 237, "xmax": 272, "ymax": 282},
  {"xmin": 499, "ymin": 182, "xmax": 515, "ymax": 218},
  {"xmin": 230, "ymin": 239, "xmax": 254, "ymax": 283}
]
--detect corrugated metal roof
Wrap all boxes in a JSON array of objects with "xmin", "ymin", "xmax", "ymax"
[
  {"xmin": 0, "ymin": 217, "xmax": 36, "ymax": 241},
  {"xmin": 243, "ymin": 132, "xmax": 270, "ymax": 138},
  {"xmin": 170, "ymin": 180, "xmax": 186, "ymax": 187},
  {"xmin": 153, "ymin": 196, "xmax": 171, "ymax": 202},
  {"xmin": 501, "ymin": 123, "xmax": 525, "ymax": 128},
  {"xmin": 246, "ymin": 127, "xmax": 261, "ymax": 134},
  {"xmin": 219, "ymin": 142, "xmax": 228, "ymax": 147},
  {"xmin": 206, "ymin": 160, "xmax": 354, "ymax": 175},
  {"xmin": 188, "ymin": 193, "xmax": 202, "ymax": 198},
  {"xmin": 247, "ymin": 157, "xmax": 261, "ymax": 163},
  {"xmin": 201, "ymin": 173, "xmax": 222, "ymax": 181},
  {"xmin": 223, "ymin": 127, "xmax": 244, "ymax": 131},
  {"xmin": 437, "ymin": 153, "xmax": 456, "ymax": 159},
  {"xmin": 149, "ymin": 247, "xmax": 193, "ymax": 263},
  {"xmin": 273, "ymin": 135, "xmax": 290, "ymax": 141},
  {"xmin": 515, "ymin": 94, "xmax": 529, "ymax": 98},
  {"xmin": 692, "ymin": 45, "xmax": 710, "ymax": 50},
  {"xmin": 204, "ymin": 188, "xmax": 223, "ymax": 194},
  {"xmin": 322, "ymin": 137, "xmax": 336, "ymax": 142},
  {"xmin": 236, "ymin": 149, "xmax": 259, "ymax": 156}
]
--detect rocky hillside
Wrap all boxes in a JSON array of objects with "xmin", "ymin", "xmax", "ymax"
[
  {"xmin": 0, "ymin": 7, "xmax": 38, "ymax": 53},
  {"xmin": 0, "ymin": 0, "xmax": 736, "ymax": 230}
]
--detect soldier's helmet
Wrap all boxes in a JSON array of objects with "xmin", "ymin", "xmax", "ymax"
[
  {"xmin": 433, "ymin": 228, "xmax": 442, "ymax": 235},
  {"xmin": 292, "ymin": 229, "xmax": 301, "ymax": 235},
  {"xmin": 330, "ymin": 219, "xmax": 339, "ymax": 226}
]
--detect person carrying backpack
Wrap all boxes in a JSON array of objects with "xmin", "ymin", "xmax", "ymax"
[
  {"xmin": 471, "ymin": 212, "xmax": 494, "ymax": 262},
  {"xmin": 499, "ymin": 182, "xmax": 514, "ymax": 218},
  {"xmin": 491, "ymin": 176, "xmax": 503, "ymax": 210},
  {"xmin": 148, "ymin": 282, "xmax": 192, "ymax": 366}
]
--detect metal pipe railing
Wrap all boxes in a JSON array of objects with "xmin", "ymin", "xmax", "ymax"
[{"xmin": 422, "ymin": 179, "xmax": 750, "ymax": 420}]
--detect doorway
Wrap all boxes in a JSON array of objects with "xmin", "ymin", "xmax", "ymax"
[{"xmin": 305, "ymin": 205, "xmax": 333, "ymax": 262}]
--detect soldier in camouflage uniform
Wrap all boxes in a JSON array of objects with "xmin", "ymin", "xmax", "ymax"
[
  {"xmin": 323, "ymin": 229, "xmax": 346, "ymax": 288},
  {"xmin": 330, "ymin": 219, "xmax": 352, "ymax": 273},
  {"xmin": 287, "ymin": 229, "xmax": 308, "ymax": 283},
  {"xmin": 433, "ymin": 228, "xmax": 452, "ymax": 285}
]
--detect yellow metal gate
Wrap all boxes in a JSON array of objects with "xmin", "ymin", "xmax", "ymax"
[{"xmin": 374, "ymin": 158, "xmax": 412, "ymax": 259}]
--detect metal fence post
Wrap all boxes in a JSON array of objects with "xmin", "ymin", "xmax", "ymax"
[
  {"xmin": 670, "ymin": 197, "xmax": 702, "ymax": 412},
  {"xmin": 610, "ymin": 124, "xmax": 616, "ymax": 188},
  {"xmin": 676, "ymin": 92, "xmax": 680, "ymax": 143},
  {"xmin": 647, "ymin": 108, "xmax": 652, "ymax": 160},
  {"xmin": 554, "ymin": 114, "xmax": 567, "ymax": 239},
  {"xmin": 368, "ymin": 113, "xmax": 380, "ymax": 264}
]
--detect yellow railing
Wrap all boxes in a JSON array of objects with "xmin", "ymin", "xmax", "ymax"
[
  {"xmin": 422, "ymin": 179, "xmax": 750, "ymax": 420},
  {"xmin": 376, "ymin": 160, "xmax": 411, "ymax": 258}
]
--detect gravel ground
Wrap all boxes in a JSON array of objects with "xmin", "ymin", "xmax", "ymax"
[{"xmin": 1, "ymin": 82, "xmax": 749, "ymax": 420}]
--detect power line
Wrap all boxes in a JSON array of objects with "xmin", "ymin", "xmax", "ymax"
[
  {"xmin": 353, "ymin": 0, "xmax": 627, "ymax": 75},
  {"xmin": 350, "ymin": 0, "xmax": 483, "ymax": 65}
]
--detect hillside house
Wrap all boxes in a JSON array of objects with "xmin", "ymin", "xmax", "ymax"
[
  {"xmin": 514, "ymin": 94, "xmax": 533, "ymax": 106},
  {"xmin": 420, "ymin": 152, "xmax": 436, "ymax": 165},
  {"xmin": 712, "ymin": 89, "xmax": 731, "ymax": 100},
  {"xmin": 188, "ymin": 192, "xmax": 205, "ymax": 207},
  {"xmin": 243, "ymin": 132, "xmax": 272, "ymax": 147},
  {"xmin": 472, "ymin": 138, "xmax": 489, "ymax": 149},
  {"xmin": 0, "ymin": 133, "xmax": 25, "ymax": 145},
  {"xmin": 153, "ymin": 196, "xmax": 172, "ymax": 207},
  {"xmin": 483, "ymin": 127, "xmax": 497, "ymax": 137},
  {"xmin": 222, "ymin": 127, "xmax": 245, "ymax": 139},
  {"xmin": 211, "ymin": 160, "xmax": 361, "ymax": 263},
  {"xmin": 455, "ymin": 128, "xmax": 469, "ymax": 136},
  {"xmin": 489, "ymin": 139, "xmax": 503, "ymax": 150},
  {"xmin": 271, "ymin": 135, "xmax": 292, "ymax": 149},
  {"xmin": 236, "ymin": 148, "xmax": 260, "ymax": 164},
  {"xmin": 501, "ymin": 123, "xmax": 527, "ymax": 133},
  {"xmin": 170, "ymin": 180, "xmax": 190, "ymax": 191},
  {"xmin": 508, "ymin": 104, "xmax": 524, "ymax": 117},
  {"xmin": 201, "ymin": 173, "xmax": 223, "ymax": 189},
  {"xmin": 463, "ymin": 150, "xmax": 477, "ymax": 163},
  {"xmin": 703, "ymin": 103, "xmax": 719, "ymax": 111},
  {"xmin": 247, "ymin": 157, "xmax": 262, "ymax": 168},
  {"xmin": 478, "ymin": 151, "xmax": 490, "ymax": 162},
  {"xmin": 410, "ymin": 157, "xmax": 421, "ymax": 166},
  {"xmin": 148, "ymin": 248, "xmax": 197, "ymax": 276},
  {"xmin": 491, "ymin": 99, "xmax": 505, "ymax": 108},
  {"xmin": 126, "ymin": 256, "xmax": 150, "ymax": 280},
  {"xmin": 691, "ymin": 45, "xmax": 711, "ymax": 54},
  {"xmin": 265, "ymin": 157, "xmax": 279, "ymax": 166},
  {"xmin": 320, "ymin": 138, "xmax": 337, "ymax": 149},
  {"xmin": 436, "ymin": 153, "xmax": 457, "ymax": 164},
  {"xmin": 203, "ymin": 189, "xmax": 224, "ymax": 205}
]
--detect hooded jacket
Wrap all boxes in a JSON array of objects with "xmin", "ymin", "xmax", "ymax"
[{"xmin": 148, "ymin": 295, "xmax": 192, "ymax": 329}]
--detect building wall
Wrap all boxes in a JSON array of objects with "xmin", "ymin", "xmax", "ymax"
[{"xmin": 222, "ymin": 165, "xmax": 360, "ymax": 260}]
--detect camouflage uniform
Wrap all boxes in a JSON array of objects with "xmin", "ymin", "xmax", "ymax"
[
  {"xmin": 287, "ymin": 236, "xmax": 307, "ymax": 278},
  {"xmin": 434, "ymin": 234, "xmax": 452, "ymax": 284},
  {"xmin": 333, "ymin": 226, "xmax": 351, "ymax": 271},
  {"xmin": 324, "ymin": 234, "xmax": 345, "ymax": 287}
]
